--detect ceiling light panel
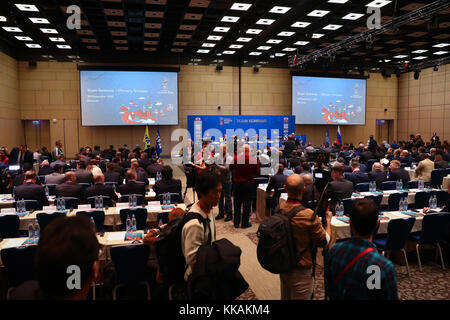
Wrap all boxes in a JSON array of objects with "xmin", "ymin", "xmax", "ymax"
[
  {"xmin": 323, "ymin": 24, "xmax": 342, "ymax": 30},
  {"xmin": 269, "ymin": 6, "xmax": 291, "ymax": 14},
  {"xmin": 25, "ymin": 43, "xmax": 41, "ymax": 48},
  {"xmin": 207, "ymin": 35, "xmax": 222, "ymax": 41},
  {"xmin": 342, "ymin": 13, "xmax": 365, "ymax": 20},
  {"xmin": 246, "ymin": 29, "xmax": 262, "ymax": 34},
  {"xmin": 256, "ymin": 19, "xmax": 275, "ymax": 25},
  {"xmin": 15, "ymin": 4, "xmax": 39, "ymax": 11},
  {"xmin": 278, "ymin": 31, "xmax": 295, "ymax": 37},
  {"xmin": 237, "ymin": 37, "xmax": 252, "ymax": 42},
  {"xmin": 231, "ymin": 3, "xmax": 252, "ymax": 11},
  {"xmin": 221, "ymin": 16, "xmax": 240, "ymax": 23},
  {"xmin": 229, "ymin": 44, "xmax": 243, "ymax": 48},
  {"xmin": 40, "ymin": 28, "xmax": 58, "ymax": 34},
  {"xmin": 15, "ymin": 36, "xmax": 32, "ymax": 41},
  {"xmin": 308, "ymin": 10, "xmax": 330, "ymax": 17},
  {"xmin": 29, "ymin": 18, "xmax": 50, "ymax": 24},
  {"xmin": 291, "ymin": 22, "xmax": 311, "ymax": 28},
  {"xmin": 2, "ymin": 27, "xmax": 23, "ymax": 32},
  {"xmin": 213, "ymin": 27, "xmax": 230, "ymax": 32},
  {"xmin": 366, "ymin": 1, "xmax": 392, "ymax": 8},
  {"xmin": 267, "ymin": 39, "xmax": 282, "ymax": 44}
]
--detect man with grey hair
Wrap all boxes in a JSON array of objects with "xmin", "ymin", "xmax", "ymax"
[
  {"xmin": 368, "ymin": 162, "xmax": 387, "ymax": 189},
  {"xmin": 85, "ymin": 172, "xmax": 118, "ymax": 202},
  {"xmin": 38, "ymin": 160, "xmax": 54, "ymax": 176},
  {"xmin": 302, "ymin": 173, "xmax": 320, "ymax": 203}
]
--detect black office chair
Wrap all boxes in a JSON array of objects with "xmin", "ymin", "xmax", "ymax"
[
  {"xmin": 12, "ymin": 200, "xmax": 41, "ymax": 211},
  {"xmin": 119, "ymin": 208, "xmax": 148, "ymax": 231},
  {"xmin": 0, "ymin": 215, "xmax": 20, "ymax": 238},
  {"xmin": 76, "ymin": 210, "xmax": 106, "ymax": 232},
  {"xmin": 44, "ymin": 184, "xmax": 57, "ymax": 196},
  {"xmin": 271, "ymin": 187, "xmax": 285, "ymax": 215},
  {"xmin": 36, "ymin": 212, "xmax": 66, "ymax": 233},
  {"xmin": 62, "ymin": 197, "xmax": 79, "ymax": 209}
]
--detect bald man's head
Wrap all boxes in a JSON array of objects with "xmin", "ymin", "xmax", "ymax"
[{"xmin": 285, "ymin": 174, "xmax": 305, "ymax": 198}]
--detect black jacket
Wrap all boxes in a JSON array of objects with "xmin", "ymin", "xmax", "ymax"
[
  {"xmin": 303, "ymin": 183, "xmax": 320, "ymax": 203},
  {"xmin": 153, "ymin": 179, "xmax": 182, "ymax": 198},
  {"xmin": 104, "ymin": 171, "xmax": 122, "ymax": 184},
  {"xmin": 266, "ymin": 173, "xmax": 287, "ymax": 193},
  {"xmin": 9, "ymin": 148, "xmax": 34, "ymax": 167},
  {"xmin": 435, "ymin": 160, "xmax": 449, "ymax": 169},
  {"xmin": 75, "ymin": 169, "xmax": 94, "ymax": 184},
  {"xmin": 38, "ymin": 165, "xmax": 54, "ymax": 176},
  {"xmin": 85, "ymin": 183, "xmax": 118, "ymax": 201},
  {"xmin": 346, "ymin": 170, "xmax": 370, "ymax": 187},
  {"xmin": 368, "ymin": 170, "xmax": 387, "ymax": 188},
  {"xmin": 187, "ymin": 238, "xmax": 248, "ymax": 300},
  {"xmin": 146, "ymin": 163, "xmax": 164, "ymax": 178},
  {"xmin": 55, "ymin": 182, "xmax": 86, "ymax": 201},
  {"xmin": 388, "ymin": 168, "xmax": 411, "ymax": 185},
  {"xmin": 327, "ymin": 178, "xmax": 354, "ymax": 211},
  {"xmin": 118, "ymin": 180, "xmax": 146, "ymax": 196},
  {"xmin": 14, "ymin": 182, "xmax": 49, "ymax": 209}
]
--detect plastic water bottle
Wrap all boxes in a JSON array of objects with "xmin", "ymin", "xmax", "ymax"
[
  {"xmin": 402, "ymin": 198, "xmax": 408, "ymax": 211},
  {"xmin": 126, "ymin": 215, "xmax": 131, "ymax": 232},
  {"xmin": 45, "ymin": 186, "xmax": 49, "ymax": 198},
  {"xmin": 131, "ymin": 214, "xmax": 136, "ymax": 232},
  {"xmin": 90, "ymin": 216, "xmax": 96, "ymax": 233},
  {"xmin": 12, "ymin": 187, "xmax": 15, "ymax": 200},
  {"xmin": 98, "ymin": 196, "xmax": 104, "ymax": 209},
  {"xmin": 28, "ymin": 221, "xmax": 34, "ymax": 238},
  {"xmin": 158, "ymin": 219, "xmax": 163, "ymax": 228},
  {"xmin": 128, "ymin": 195, "xmax": 133, "ymax": 208},
  {"xmin": 132, "ymin": 194, "xmax": 137, "ymax": 207},
  {"xmin": 432, "ymin": 195, "xmax": 437, "ymax": 209},
  {"xmin": 429, "ymin": 196, "xmax": 434, "ymax": 209},
  {"xmin": 156, "ymin": 172, "xmax": 162, "ymax": 181},
  {"xmin": 33, "ymin": 220, "xmax": 40, "ymax": 239},
  {"xmin": 418, "ymin": 178, "xmax": 424, "ymax": 190},
  {"xmin": 20, "ymin": 199, "xmax": 25, "ymax": 213},
  {"xmin": 60, "ymin": 197, "xmax": 65, "ymax": 210}
]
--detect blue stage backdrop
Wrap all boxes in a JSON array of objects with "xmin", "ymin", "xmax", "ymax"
[{"xmin": 187, "ymin": 115, "xmax": 297, "ymax": 146}]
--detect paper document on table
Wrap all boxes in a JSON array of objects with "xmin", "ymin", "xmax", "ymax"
[
  {"xmin": 107, "ymin": 232, "xmax": 126, "ymax": 242},
  {"xmin": 2, "ymin": 238, "xmax": 26, "ymax": 249}
]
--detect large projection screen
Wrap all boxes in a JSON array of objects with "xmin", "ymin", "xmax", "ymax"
[
  {"xmin": 80, "ymin": 70, "xmax": 178, "ymax": 126},
  {"xmin": 292, "ymin": 76, "xmax": 366, "ymax": 125}
]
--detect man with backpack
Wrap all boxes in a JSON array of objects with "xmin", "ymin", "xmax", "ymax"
[{"xmin": 277, "ymin": 174, "xmax": 332, "ymax": 299}]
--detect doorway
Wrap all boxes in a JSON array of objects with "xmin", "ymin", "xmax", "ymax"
[
  {"xmin": 375, "ymin": 119, "xmax": 394, "ymax": 144},
  {"xmin": 23, "ymin": 120, "xmax": 51, "ymax": 153}
]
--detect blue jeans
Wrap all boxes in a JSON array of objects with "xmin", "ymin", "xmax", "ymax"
[{"xmin": 219, "ymin": 181, "xmax": 232, "ymax": 217}]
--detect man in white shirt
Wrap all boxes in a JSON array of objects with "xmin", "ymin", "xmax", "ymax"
[{"xmin": 181, "ymin": 170, "xmax": 222, "ymax": 281}]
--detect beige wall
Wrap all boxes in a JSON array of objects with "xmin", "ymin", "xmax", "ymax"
[
  {"xmin": 398, "ymin": 64, "xmax": 450, "ymax": 142},
  {"xmin": 0, "ymin": 52, "xmax": 24, "ymax": 150},
  {"xmin": 14, "ymin": 58, "xmax": 400, "ymax": 157}
]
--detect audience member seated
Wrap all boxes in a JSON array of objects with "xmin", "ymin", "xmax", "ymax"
[
  {"xmin": 111, "ymin": 157, "xmax": 125, "ymax": 178},
  {"xmin": 104, "ymin": 162, "xmax": 123, "ymax": 185},
  {"xmin": 9, "ymin": 216, "xmax": 99, "ymax": 300},
  {"xmin": 85, "ymin": 172, "xmax": 118, "ymax": 202},
  {"xmin": 38, "ymin": 160, "xmax": 54, "ymax": 176},
  {"xmin": 288, "ymin": 150, "xmax": 301, "ymax": 169},
  {"xmin": 86, "ymin": 159, "xmax": 102, "ymax": 176},
  {"xmin": 388, "ymin": 160, "xmax": 410, "ymax": 185},
  {"xmin": 12, "ymin": 169, "xmax": 26, "ymax": 187},
  {"xmin": 326, "ymin": 163, "xmax": 354, "ymax": 213},
  {"xmin": 75, "ymin": 161, "xmax": 94, "ymax": 184},
  {"xmin": 139, "ymin": 152, "xmax": 152, "ymax": 170},
  {"xmin": 130, "ymin": 158, "xmax": 149, "ymax": 185},
  {"xmin": 399, "ymin": 150, "xmax": 413, "ymax": 167},
  {"xmin": 324, "ymin": 198, "xmax": 398, "ymax": 300},
  {"xmin": 14, "ymin": 170, "xmax": 49, "ymax": 209},
  {"xmin": 368, "ymin": 162, "xmax": 387, "ymax": 189},
  {"xmin": 152, "ymin": 165, "xmax": 182, "ymax": 198},
  {"xmin": 119, "ymin": 169, "xmax": 146, "ymax": 196},
  {"xmin": 414, "ymin": 153, "xmax": 434, "ymax": 182},
  {"xmin": 55, "ymin": 171, "xmax": 85, "ymax": 201},
  {"xmin": 302, "ymin": 174, "xmax": 320, "ymax": 203},
  {"xmin": 336, "ymin": 157, "xmax": 352, "ymax": 173},
  {"xmin": 266, "ymin": 163, "xmax": 288, "ymax": 194},
  {"xmin": 346, "ymin": 161, "xmax": 369, "ymax": 187},
  {"xmin": 359, "ymin": 146, "xmax": 375, "ymax": 164},
  {"xmin": 434, "ymin": 154, "xmax": 449, "ymax": 169},
  {"xmin": 146, "ymin": 158, "xmax": 164, "ymax": 178},
  {"xmin": 50, "ymin": 154, "xmax": 66, "ymax": 169},
  {"xmin": 44, "ymin": 164, "xmax": 65, "ymax": 185}
]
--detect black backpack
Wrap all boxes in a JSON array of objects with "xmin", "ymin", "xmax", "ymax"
[
  {"xmin": 256, "ymin": 205, "xmax": 304, "ymax": 274},
  {"xmin": 155, "ymin": 211, "xmax": 210, "ymax": 285}
]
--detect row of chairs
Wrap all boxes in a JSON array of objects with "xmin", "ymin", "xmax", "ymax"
[{"xmin": 32, "ymin": 182, "xmax": 120, "ymax": 195}]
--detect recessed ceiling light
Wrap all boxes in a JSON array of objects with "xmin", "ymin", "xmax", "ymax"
[
  {"xmin": 283, "ymin": 47, "xmax": 296, "ymax": 51},
  {"xmin": 221, "ymin": 16, "xmax": 240, "ymax": 23},
  {"xmin": 25, "ymin": 43, "xmax": 41, "ymax": 48},
  {"xmin": 223, "ymin": 51, "xmax": 235, "ymax": 55},
  {"xmin": 412, "ymin": 50, "xmax": 428, "ymax": 54},
  {"xmin": 267, "ymin": 39, "xmax": 282, "ymax": 44},
  {"xmin": 323, "ymin": 24, "xmax": 342, "ymax": 30},
  {"xmin": 433, "ymin": 43, "xmax": 450, "ymax": 48},
  {"xmin": 213, "ymin": 27, "xmax": 230, "ymax": 32},
  {"xmin": 207, "ymin": 35, "xmax": 222, "ymax": 41},
  {"xmin": 0, "ymin": 16, "xmax": 7, "ymax": 22},
  {"xmin": 49, "ymin": 37, "xmax": 65, "ymax": 42},
  {"xmin": 246, "ymin": 29, "xmax": 262, "ymax": 34},
  {"xmin": 237, "ymin": 37, "xmax": 252, "ymax": 42},
  {"xmin": 40, "ymin": 28, "xmax": 58, "ymax": 34},
  {"xmin": 328, "ymin": 0, "xmax": 349, "ymax": 3},
  {"xmin": 312, "ymin": 33, "xmax": 324, "ymax": 38},
  {"xmin": 257, "ymin": 46, "xmax": 271, "ymax": 50},
  {"xmin": 434, "ymin": 51, "xmax": 449, "ymax": 55},
  {"xmin": 249, "ymin": 52, "xmax": 262, "ymax": 56},
  {"xmin": 275, "ymin": 53, "xmax": 286, "ymax": 57},
  {"xmin": 230, "ymin": 3, "xmax": 252, "ymax": 11},
  {"xmin": 384, "ymin": 59, "xmax": 391, "ymax": 62},
  {"xmin": 29, "ymin": 18, "xmax": 50, "ymax": 24},
  {"xmin": 2, "ymin": 27, "xmax": 23, "ymax": 32},
  {"xmin": 15, "ymin": 4, "xmax": 39, "ymax": 11},
  {"xmin": 366, "ymin": 1, "xmax": 392, "ymax": 8},
  {"xmin": 256, "ymin": 19, "xmax": 275, "ymax": 25},
  {"xmin": 393, "ymin": 55, "xmax": 408, "ymax": 58},
  {"xmin": 278, "ymin": 31, "xmax": 295, "ymax": 37},
  {"xmin": 294, "ymin": 41, "xmax": 310, "ymax": 45},
  {"xmin": 57, "ymin": 45, "xmax": 71, "ymax": 49},
  {"xmin": 229, "ymin": 44, "xmax": 243, "ymax": 49},
  {"xmin": 342, "ymin": 13, "xmax": 365, "ymax": 20},
  {"xmin": 308, "ymin": 10, "xmax": 330, "ymax": 17},
  {"xmin": 413, "ymin": 56, "xmax": 427, "ymax": 60},
  {"xmin": 269, "ymin": 6, "xmax": 291, "ymax": 14},
  {"xmin": 291, "ymin": 22, "xmax": 311, "ymax": 28},
  {"xmin": 202, "ymin": 43, "xmax": 216, "ymax": 47},
  {"xmin": 15, "ymin": 36, "xmax": 32, "ymax": 41},
  {"xmin": 197, "ymin": 49, "xmax": 210, "ymax": 53}
]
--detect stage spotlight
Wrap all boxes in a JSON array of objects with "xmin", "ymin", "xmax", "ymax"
[
  {"xmin": 434, "ymin": 65, "xmax": 439, "ymax": 72},
  {"xmin": 414, "ymin": 70, "xmax": 420, "ymax": 80}
]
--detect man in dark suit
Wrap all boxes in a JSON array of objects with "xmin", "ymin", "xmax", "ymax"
[
  {"xmin": 288, "ymin": 150, "xmax": 301, "ymax": 169},
  {"xmin": 434, "ymin": 154, "xmax": 449, "ymax": 169},
  {"xmin": 44, "ymin": 164, "xmax": 66, "ymax": 185},
  {"xmin": 118, "ymin": 170, "xmax": 146, "ymax": 197},
  {"xmin": 104, "ymin": 163, "xmax": 122, "ymax": 185},
  {"xmin": 360, "ymin": 147, "xmax": 375, "ymax": 164},
  {"xmin": 302, "ymin": 173, "xmax": 320, "ymax": 203},
  {"xmin": 399, "ymin": 150, "xmax": 413, "ymax": 167},
  {"xmin": 346, "ymin": 162, "xmax": 370, "ymax": 187},
  {"xmin": 368, "ymin": 162, "xmax": 387, "ymax": 189},
  {"xmin": 55, "ymin": 172, "xmax": 86, "ymax": 201},
  {"xmin": 14, "ymin": 170, "xmax": 49, "ymax": 209},
  {"xmin": 75, "ymin": 162, "xmax": 94, "ymax": 184},
  {"xmin": 146, "ymin": 158, "xmax": 164, "ymax": 178},
  {"xmin": 282, "ymin": 134, "xmax": 296, "ymax": 159},
  {"xmin": 368, "ymin": 135, "xmax": 378, "ymax": 153},
  {"xmin": 266, "ymin": 163, "xmax": 288, "ymax": 194},
  {"xmin": 326, "ymin": 163, "xmax": 354, "ymax": 213},
  {"xmin": 12, "ymin": 170, "xmax": 26, "ymax": 187},
  {"xmin": 152, "ymin": 166, "xmax": 182, "ymax": 198},
  {"xmin": 388, "ymin": 160, "xmax": 410, "ymax": 185},
  {"xmin": 139, "ymin": 152, "xmax": 152, "ymax": 170},
  {"xmin": 130, "ymin": 159, "xmax": 149, "ymax": 186},
  {"xmin": 85, "ymin": 173, "xmax": 118, "ymax": 202},
  {"xmin": 38, "ymin": 160, "xmax": 54, "ymax": 176},
  {"xmin": 9, "ymin": 145, "xmax": 34, "ymax": 171}
]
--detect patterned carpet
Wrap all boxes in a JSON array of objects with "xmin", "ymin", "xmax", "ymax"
[{"xmin": 241, "ymin": 219, "xmax": 450, "ymax": 300}]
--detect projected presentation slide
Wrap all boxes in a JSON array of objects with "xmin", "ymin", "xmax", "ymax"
[
  {"xmin": 80, "ymin": 70, "xmax": 178, "ymax": 126},
  {"xmin": 292, "ymin": 76, "xmax": 366, "ymax": 125}
]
